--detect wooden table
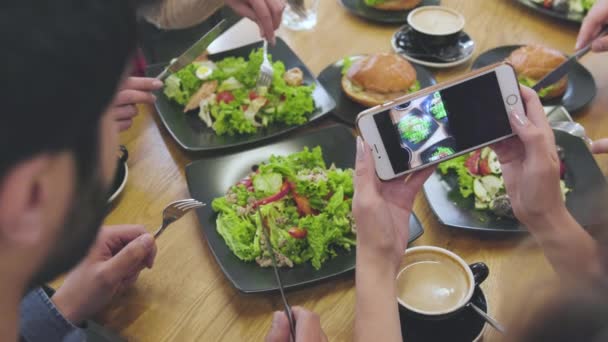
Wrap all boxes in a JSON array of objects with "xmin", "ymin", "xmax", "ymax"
[{"xmin": 93, "ymin": 1, "xmax": 608, "ymax": 340}]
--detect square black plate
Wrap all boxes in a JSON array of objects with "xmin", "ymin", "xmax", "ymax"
[
  {"xmin": 472, "ymin": 45, "xmax": 596, "ymax": 113},
  {"xmin": 423, "ymin": 130, "xmax": 608, "ymax": 232},
  {"xmin": 186, "ymin": 125, "xmax": 424, "ymax": 292},
  {"xmin": 145, "ymin": 38, "xmax": 336, "ymax": 152}
]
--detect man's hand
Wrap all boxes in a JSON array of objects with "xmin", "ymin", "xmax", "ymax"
[
  {"xmin": 265, "ymin": 307, "xmax": 328, "ymax": 342},
  {"xmin": 225, "ymin": 0, "xmax": 285, "ymax": 45},
  {"xmin": 51, "ymin": 225, "xmax": 157, "ymax": 324},
  {"xmin": 107, "ymin": 77, "xmax": 163, "ymax": 132},
  {"xmin": 576, "ymin": 0, "xmax": 608, "ymax": 52}
]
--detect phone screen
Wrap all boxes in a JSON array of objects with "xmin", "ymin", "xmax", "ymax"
[{"xmin": 373, "ymin": 72, "xmax": 513, "ymax": 174}]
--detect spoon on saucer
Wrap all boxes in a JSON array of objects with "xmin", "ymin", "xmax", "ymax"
[{"xmin": 468, "ymin": 302, "xmax": 506, "ymax": 333}]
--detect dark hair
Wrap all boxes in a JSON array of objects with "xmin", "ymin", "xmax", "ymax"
[
  {"xmin": 516, "ymin": 282, "xmax": 608, "ymax": 341},
  {"xmin": 0, "ymin": 0, "xmax": 137, "ymax": 180}
]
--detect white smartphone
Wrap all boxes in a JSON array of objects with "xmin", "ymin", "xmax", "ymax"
[{"xmin": 356, "ymin": 63, "xmax": 523, "ymax": 181}]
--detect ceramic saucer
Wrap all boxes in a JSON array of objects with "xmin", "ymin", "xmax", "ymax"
[{"xmin": 392, "ymin": 24, "xmax": 475, "ymax": 68}]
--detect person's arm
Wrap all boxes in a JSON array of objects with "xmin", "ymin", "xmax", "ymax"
[
  {"xmin": 138, "ymin": 0, "xmax": 225, "ymax": 30},
  {"xmin": 19, "ymin": 287, "xmax": 85, "ymax": 342},
  {"xmin": 352, "ymin": 137, "xmax": 434, "ymax": 342},
  {"xmin": 493, "ymin": 87, "xmax": 603, "ymax": 281},
  {"xmin": 355, "ymin": 252, "xmax": 401, "ymax": 342}
]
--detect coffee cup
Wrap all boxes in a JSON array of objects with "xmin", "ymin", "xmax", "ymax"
[
  {"xmin": 396, "ymin": 246, "xmax": 488, "ymax": 320},
  {"xmin": 406, "ymin": 6, "xmax": 465, "ymax": 49}
]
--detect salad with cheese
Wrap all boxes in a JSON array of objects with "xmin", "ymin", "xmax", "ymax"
[
  {"xmin": 211, "ymin": 147, "xmax": 356, "ymax": 270},
  {"xmin": 529, "ymin": 0, "xmax": 596, "ymax": 15},
  {"xmin": 163, "ymin": 48, "xmax": 316, "ymax": 136},
  {"xmin": 438, "ymin": 147, "xmax": 571, "ymax": 218}
]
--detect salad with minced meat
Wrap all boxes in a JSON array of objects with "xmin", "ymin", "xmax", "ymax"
[{"xmin": 211, "ymin": 147, "xmax": 356, "ymax": 270}]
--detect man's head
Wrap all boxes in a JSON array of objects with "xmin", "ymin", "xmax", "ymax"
[{"xmin": 0, "ymin": 1, "xmax": 136, "ymax": 289}]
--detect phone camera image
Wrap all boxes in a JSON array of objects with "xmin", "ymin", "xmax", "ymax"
[{"xmin": 372, "ymin": 71, "xmax": 513, "ymax": 175}]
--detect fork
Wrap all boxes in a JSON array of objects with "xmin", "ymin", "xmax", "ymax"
[
  {"xmin": 256, "ymin": 40, "xmax": 274, "ymax": 89},
  {"xmin": 154, "ymin": 199, "xmax": 206, "ymax": 239}
]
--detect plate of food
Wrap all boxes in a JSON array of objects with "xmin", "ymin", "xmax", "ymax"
[
  {"xmin": 423, "ymin": 130, "xmax": 608, "ymax": 232},
  {"xmin": 340, "ymin": 0, "xmax": 440, "ymax": 24},
  {"xmin": 185, "ymin": 125, "xmax": 424, "ymax": 292},
  {"xmin": 515, "ymin": 0, "xmax": 596, "ymax": 23},
  {"xmin": 472, "ymin": 45, "xmax": 596, "ymax": 113},
  {"xmin": 317, "ymin": 53, "xmax": 436, "ymax": 126},
  {"xmin": 145, "ymin": 38, "xmax": 336, "ymax": 152}
]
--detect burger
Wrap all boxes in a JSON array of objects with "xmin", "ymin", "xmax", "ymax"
[
  {"xmin": 342, "ymin": 53, "xmax": 420, "ymax": 107},
  {"xmin": 363, "ymin": 0, "xmax": 422, "ymax": 10},
  {"xmin": 506, "ymin": 45, "xmax": 568, "ymax": 100}
]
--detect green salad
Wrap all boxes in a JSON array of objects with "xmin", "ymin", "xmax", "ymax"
[
  {"xmin": 164, "ymin": 48, "xmax": 316, "ymax": 136},
  {"xmin": 438, "ymin": 147, "xmax": 570, "ymax": 218},
  {"xmin": 211, "ymin": 147, "xmax": 356, "ymax": 270},
  {"xmin": 398, "ymin": 115, "xmax": 432, "ymax": 144},
  {"xmin": 518, "ymin": 76, "xmax": 556, "ymax": 99}
]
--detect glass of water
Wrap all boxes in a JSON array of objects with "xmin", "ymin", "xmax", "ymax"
[{"xmin": 282, "ymin": 0, "xmax": 320, "ymax": 31}]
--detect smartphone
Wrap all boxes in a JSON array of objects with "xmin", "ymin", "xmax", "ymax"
[{"xmin": 356, "ymin": 63, "xmax": 523, "ymax": 181}]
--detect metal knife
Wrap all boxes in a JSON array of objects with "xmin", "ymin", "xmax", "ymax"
[
  {"xmin": 156, "ymin": 19, "xmax": 228, "ymax": 80},
  {"xmin": 533, "ymin": 26, "xmax": 608, "ymax": 92},
  {"xmin": 257, "ymin": 207, "xmax": 296, "ymax": 342}
]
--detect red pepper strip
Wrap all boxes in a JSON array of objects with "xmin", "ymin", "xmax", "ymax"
[
  {"xmin": 288, "ymin": 227, "xmax": 307, "ymax": 239},
  {"xmin": 254, "ymin": 181, "xmax": 290, "ymax": 207},
  {"xmin": 293, "ymin": 194, "xmax": 313, "ymax": 216}
]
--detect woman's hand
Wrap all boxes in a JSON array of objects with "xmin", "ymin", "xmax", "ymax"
[
  {"xmin": 576, "ymin": 0, "xmax": 608, "ymax": 52},
  {"xmin": 225, "ymin": 0, "xmax": 285, "ymax": 45},
  {"xmin": 492, "ymin": 86, "xmax": 565, "ymax": 225}
]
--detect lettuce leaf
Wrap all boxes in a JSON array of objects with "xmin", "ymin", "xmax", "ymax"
[
  {"xmin": 253, "ymin": 172, "xmax": 283, "ymax": 195},
  {"xmin": 216, "ymin": 212, "xmax": 260, "ymax": 261},
  {"xmin": 438, "ymin": 155, "xmax": 474, "ymax": 198},
  {"xmin": 341, "ymin": 57, "xmax": 353, "ymax": 75},
  {"xmin": 163, "ymin": 64, "xmax": 202, "ymax": 105},
  {"xmin": 408, "ymin": 80, "xmax": 421, "ymax": 93}
]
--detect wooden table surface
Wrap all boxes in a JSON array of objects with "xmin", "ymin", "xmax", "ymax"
[{"xmin": 91, "ymin": 1, "xmax": 608, "ymax": 340}]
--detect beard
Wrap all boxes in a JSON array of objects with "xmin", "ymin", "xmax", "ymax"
[{"xmin": 28, "ymin": 170, "xmax": 109, "ymax": 288}]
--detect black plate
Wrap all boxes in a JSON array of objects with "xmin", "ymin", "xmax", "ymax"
[
  {"xmin": 419, "ymin": 137, "xmax": 456, "ymax": 164},
  {"xmin": 317, "ymin": 55, "xmax": 436, "ymax": 126},
  {"xmin": 515, "ymin": 0, "xmax": 586, "ymax": 23},
  {"xmin": 400, "ymin": 286, "xmax": 487, "ymax": 341},
  {"xmin": 145, "ymin": 38, "xmax": 336, "ymax": 152},
  {"xmin": 340, "ymin": 0, "xmax": 440, "ymax": 24},
  {"xmin": 424, "ymin": 130, "xmax": 608, "ymax": 232},
  {"xmin": 186, "ymin": 125, "xmax": 425, "ymax": 293},
  {"xmin": 472, "ymin": 45, "xmax": 596, "ymax": 113}
]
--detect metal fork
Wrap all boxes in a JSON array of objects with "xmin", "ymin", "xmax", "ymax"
[
  {"xmin": 154, "ymin": 199, "xmax": 206, "ymax": 239},
  {"xmin": 256, "ymin": 40, "xmax": 273, "ymax": 89}
]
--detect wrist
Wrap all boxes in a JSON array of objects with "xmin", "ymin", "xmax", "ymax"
[
  {"xmin": 521, "ymin": 203, "xmax": 571, "ymax": 234},
  {"xmin": 51, "ymin": 291, "xmax": 83, "ymax": 325},
  {"xmin": 357, "ymin": 246, "xmax": 400, "ymax": 280}
]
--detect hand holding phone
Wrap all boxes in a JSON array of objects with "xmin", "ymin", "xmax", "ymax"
[{"xmin": 357, "ymin": 63, "xmax": 524, "ymax": 180}]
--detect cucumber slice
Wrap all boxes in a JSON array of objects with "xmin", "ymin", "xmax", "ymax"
[
  {"xmin": 474, "ymin": 178, "xmax": 490, "ymax": 202},
  {"xmin": 481, "ymin": 147, "xmax": 491, "ymax": 160},
  {"xmin": 475, "ymin": 196, "xmax": 489, "ymax": 209},
  {"xmin": 560, "ymin": 180, "xmax": 571, "ymax": 200},
  {"xmin": 480, "ymin": 175, "xmax": 503, "ymax": 198},
  {"xmin": 488, "ymin": 150, "xmax": 502, "ymax": 175}
]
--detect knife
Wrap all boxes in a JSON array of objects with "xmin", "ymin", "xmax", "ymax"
[
  {"xmin": 533, "ymin": 26, "xmax": 608, "ymax": 92},
  {"xmin": 156, "ymin": 19, "xmax": 228, "ymax": 80},
  {"xmin": 257, "ymin": 207, "xmax": 296, "ymax": 342}
]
